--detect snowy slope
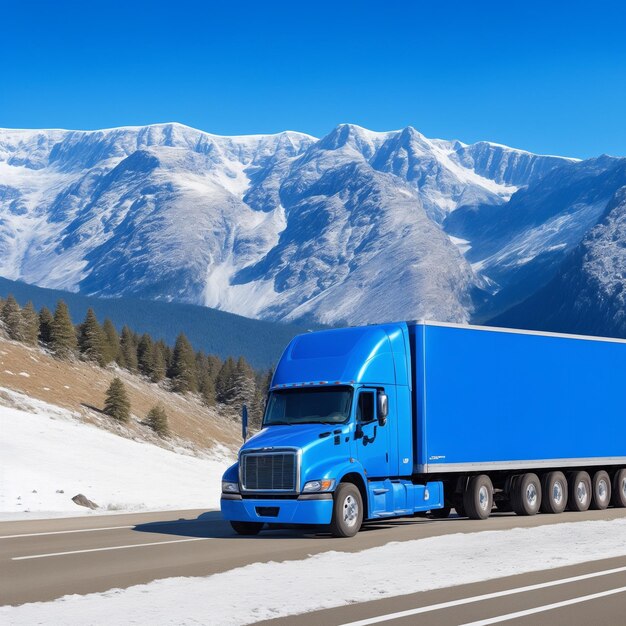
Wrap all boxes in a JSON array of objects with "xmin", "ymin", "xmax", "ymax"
[
  {"xmin": 0, "ymin": 122, "xmax": 581, "ymax": 325},
  {"xmin": 3, "ymin": 518, "xmax": 626, "ymax": 624},
  {"xmin": 0, "ymin": 389, "xmax": 233, "ymax": 519},
  {"xmin": 491, "ymin": 185, "xmax": 626, "ymax": 335}
]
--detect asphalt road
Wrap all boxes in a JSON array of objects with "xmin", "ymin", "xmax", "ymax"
[{"xmin": 2, "ymin": 508, "xmax": 626, "ymax": 624}]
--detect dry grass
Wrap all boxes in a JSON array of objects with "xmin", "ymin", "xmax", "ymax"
[{"xmin": 0, "ymin": 337, "xmax": 241, "ymax": 455}]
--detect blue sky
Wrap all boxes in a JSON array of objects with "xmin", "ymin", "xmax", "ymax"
[{"xmin": 1, "ymin": 0, "xmax": 625, "ymax": 158}]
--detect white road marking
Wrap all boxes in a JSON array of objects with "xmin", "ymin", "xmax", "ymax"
[
  {"xmin": 0, "ymin": 525, "xmax": 134, "ymax": 539},
  {"xmin": 12, "ymin": 537, "xmax": 210, "ymax": 560},
  {"xmin": 459, "ymin": 585, "xmax": 626, "ymax": 626},
  {"xmin": 340, "ymin": 565, "xmax": 626, "ymax": 625}
]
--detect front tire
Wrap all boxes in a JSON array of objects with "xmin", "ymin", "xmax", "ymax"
[
  {"xmin": 230, "ymin": 520, "xmax": 264, "ymax": 536},
  {"xmin": 330, "ymin": 483, "xmax": 363, "ymax": 537}
]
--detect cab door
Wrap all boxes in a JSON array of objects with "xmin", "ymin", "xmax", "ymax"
[{"xmin": 354, "ymin": 387, "xmax": 389, "ymax": 478}]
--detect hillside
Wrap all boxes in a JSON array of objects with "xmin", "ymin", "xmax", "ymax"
[
  {"xmin": 0, "ymin": 393, "xmax": 232, "ymax": 518},
  {"xmin": 0, "ymin": 335, "xmax": 241, "ymax": 452},
  {"xmin": 0, "ymin": 276, "xmax": 314, "ymax": 368},
  {"xmin": 0, "ymin": 334, "xmax": 242, "ymax": 517}
]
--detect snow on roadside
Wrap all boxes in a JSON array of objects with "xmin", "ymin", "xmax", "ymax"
[
  {"xmin": 3, "ymin": 518, "xmax": 626, "ymax": 624},
  {"xmin": 0, "ymin": 390, "xmax": 233, "ymax": 519}
]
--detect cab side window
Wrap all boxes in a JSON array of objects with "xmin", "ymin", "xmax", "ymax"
[{"xmin": 357, "ymin": 391, "xmax": 375, "ymax": 423}]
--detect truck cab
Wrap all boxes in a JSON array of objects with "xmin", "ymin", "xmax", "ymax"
[{"xmin": 220, "ymin": 322, "xmax": 443, "ymax": 537}]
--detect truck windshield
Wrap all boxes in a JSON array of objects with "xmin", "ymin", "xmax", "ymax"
[{"xmin": 264, "ymin": 386, "xmax": 353, "ymax": 426}]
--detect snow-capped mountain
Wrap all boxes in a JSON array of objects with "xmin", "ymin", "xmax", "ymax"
[
  {"xmin": 0, "ymin": 122, "xmax": 621, "ymax": 328},
  {"xmin": 491, "ymin": 185, "xmax": 626, "ymax": 335}
]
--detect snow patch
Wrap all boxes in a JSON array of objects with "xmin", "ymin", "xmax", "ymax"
[{"xmin": 0, "ymin": 389, "xmax": 232, "ymax": 519}]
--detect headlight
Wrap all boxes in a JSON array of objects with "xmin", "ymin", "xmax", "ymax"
[
  {"xmin": 302, "ymin": 479, "xmax": 335, "ymax": 493},
  {"xmin": 222, "ymin": 481, "xmax": 239, "ymax": 494}
]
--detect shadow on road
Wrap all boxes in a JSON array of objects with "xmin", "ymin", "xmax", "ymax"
[{"xmin": 132, "ymin": 510, "xmax": 481, "ymax": 540}]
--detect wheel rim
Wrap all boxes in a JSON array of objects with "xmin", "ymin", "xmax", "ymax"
[
  {"xmin": 621, "ymin": 477, "xmax": 626, "ymax": 499},
  {"xmin": 343, "ymin": 494, "xmax": 359, "ymax": 527},
  {"xmin": 576, "ymin": 481, "xmax": 588, "ymax": 504},
  {"xmin": 526, "ymin": 482, "xmax": 538, "ymax": 507},
  {"xmin": 553, "ymin": 480, "xmax": 564, "ymax": 505},
  {"xmin": 478, "ymin": 485, "xmax": 490, "ymax": 511},
  {"xmin": 598, "ymin": 479, "xmax": 608, "ymax": 501}
]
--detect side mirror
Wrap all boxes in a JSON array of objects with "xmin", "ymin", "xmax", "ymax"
[
  {"xmin": 377, "ymin": 393, "xmax": 388, "ymax": 426},
  {"xmin": 242, "ymin": 404, "xmax": 248, "ymax": 442}
]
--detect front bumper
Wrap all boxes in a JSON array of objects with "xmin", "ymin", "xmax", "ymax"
[{"xmin": 221, "ymin": 493, "xmax": 333, "ymax": 525}]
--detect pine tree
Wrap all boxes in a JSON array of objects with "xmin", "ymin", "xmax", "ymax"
[
  {"xmin": 102, "ymin": 319, "xmax": 120, "ymax": 364},
  {"xmin": 50, "ymin": 300, "xmax": 77, "ymax": 358},
  {"xmin": 195, "ymin": 352, "xmax": 216, "ymax": 405},
  {"xmin": 199, "ymin": 369, "xmax": 216, "ymax": 406},
  {"xmin": 21, "ymin": 301, "xmax": 40, "ymax": 345},
  {"xmin": 250, "ymin": 368, "xmax": 273, "ymax": 428},
  {"xmin": 231, "ymin": 356, "xmax": 256, "ymax": 409},
  {"xmin": 170, "ymin": 333, "xmax": 198, "ymax": 393},
  {"xmin": 150, "ymin": 341, "xmax": 167, "ymax": 382},
  {"xmin": 146, "ymin": 403, "xmax": 169, "ymax": 437},
  {"xmin": 39, "ymin": 306, "xmax": 54, "ymax": 345},
  {"xmin": 1, "ymin": 295, "xmax": 24, "ymax": 341},
  {"xmin": 137, "ymin": 333, "xmax": 154, "ymax": 377},
  {"xmin": 103, "ymin": 377, "xmax": 131, "ymax": 422},
  {"xmin": 118, "ymin": 326, "xmax": 138, "ymax": 371},
  {"xmin": 78, "ymin": 308, "xmax": 106, "ymax": 366},
  {"xmin": 216, "ymin": 356, "xmax": 237, "ymax": 403}
]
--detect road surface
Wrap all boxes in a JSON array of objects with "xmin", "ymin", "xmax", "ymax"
[{"xmin": 2, "ymin": 508, "xmax": 626, "ymax": 624}]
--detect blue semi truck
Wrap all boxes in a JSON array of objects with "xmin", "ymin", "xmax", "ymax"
[{"xmin": 221, "ymin": 321, "xmax": 626, "ymax": 537}]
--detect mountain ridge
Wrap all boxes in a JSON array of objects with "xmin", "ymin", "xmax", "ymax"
[{"xmin": 0, "ymin": 121, "xmax": 622, "ymax": 332}]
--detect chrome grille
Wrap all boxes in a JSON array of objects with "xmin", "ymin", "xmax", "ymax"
[{"xmin": 241, "ymin": 452, "xmax": 297, "ymax": 491}]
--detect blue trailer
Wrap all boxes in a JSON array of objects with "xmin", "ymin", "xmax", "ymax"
[{"xmin": 221, "ymin": 321, "xmax": 626, "ymax": 536}]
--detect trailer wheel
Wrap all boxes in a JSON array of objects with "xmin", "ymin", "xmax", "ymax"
[
  {"xmin": 591, "ymin": 470, "xmax": 612, "ymax": 510},
  {"xmin": 567, "ymin": 471, "xmax": 591, "ymax": 512},
  {"xmin": 540, "ymin": 471, "xmax": 568, "ymax": 514},
  {"xmin": 330, "ymin": 482, "xmax": 363, "ymax": 537},
  {"xmin": 511, "ymin": 473, "xmax": 542, "ymax": 516},
  {"xmin": 463, "ymin": 475, "xmax": 493, "ymax": 520},
  {"xmin": 611, "ymin": 469, "xmax": 626, "ymax": 508},
  {"xmin": 230, "ymin": 521, "xmax": 264, "ymax": 536}
]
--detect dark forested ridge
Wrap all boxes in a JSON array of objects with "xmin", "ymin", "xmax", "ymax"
[{"xmin": 0, "ymin": 276, "xmax": 317, "ymax": 368}]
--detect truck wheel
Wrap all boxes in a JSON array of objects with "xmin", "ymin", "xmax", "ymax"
[
  {"xmin": 230, "ymin": 521, "xmax": 264, "ymax": 536},
  {"xmin": 611, "ymin": 469, "xmax": 626, "ymax": 508},
  {"xmin": 463, "ymin": 475, "xmax": 493, "ymax": 520},
  {"xmin": 511, "ymin": 473, "xmax": 542, "ymax": 516},
  {"xmin": 567, "ymin": 471, "xmax": 591, "ymax": 512},
  {"xmin": 591, "ymin": 470, "xmax": 612, "ymax": 510},
  {"xmin": 330, "ymin": 483, "xmax": 363, "ymax": 538},
  {"xmin": 540, "ymin": 471, "xmax": 568, "ymax": 514}
]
